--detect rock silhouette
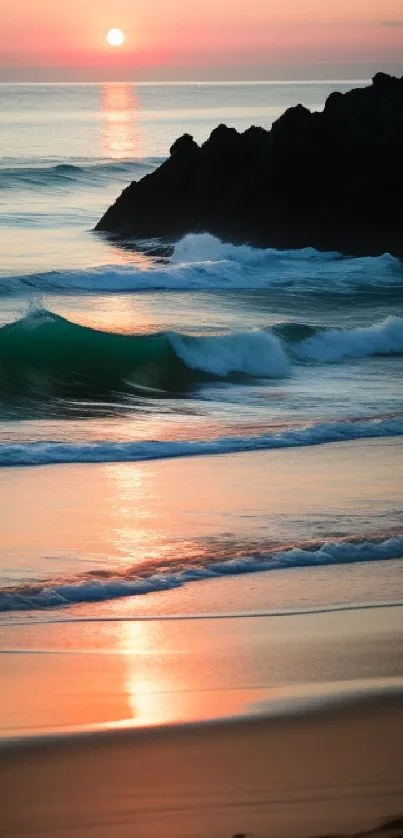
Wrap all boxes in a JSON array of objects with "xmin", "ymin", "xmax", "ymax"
[{"xmin": 96, "ymin": 74, "xmax": 403, "ymax": 257}]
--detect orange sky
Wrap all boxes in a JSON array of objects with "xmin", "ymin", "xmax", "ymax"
[{"xmin": 0, "ymin": 0, "xmax": 402, "ymax": 80}]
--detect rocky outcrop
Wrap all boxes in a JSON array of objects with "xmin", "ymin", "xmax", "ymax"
[{"xmin": 96, "ymin": 74, "xmax": 403, "ymax": 257}]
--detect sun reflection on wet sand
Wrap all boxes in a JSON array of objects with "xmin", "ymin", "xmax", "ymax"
[
  {"xmin": 100, "ymin": 83, "xmax": 144, "ymax": 160},
  {"xmin": 2, "ymin": 606, "xmax": 403, "ymax": 734},
  {"xmin": 119, "ymin": 618, "xmax": 279, "ymax": 726},
  {"xmin": 124, "ymin": 632, "xmax": 177, "ymax": 724}
]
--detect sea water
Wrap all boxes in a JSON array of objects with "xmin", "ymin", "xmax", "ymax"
[{"xmin": 0, "ymin": 81, "xmax": 402, "ymax": 613}]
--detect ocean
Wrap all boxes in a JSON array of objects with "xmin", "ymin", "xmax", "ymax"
[{"xmin": 1, "ymin": 81, "xmax": 402, "ymax": 615}]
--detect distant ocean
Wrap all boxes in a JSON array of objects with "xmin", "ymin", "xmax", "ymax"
[{"xmin": 1, "ymin": 81, "xmax": 402, "ymax": 614}]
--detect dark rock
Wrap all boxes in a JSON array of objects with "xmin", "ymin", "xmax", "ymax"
[
  {"xmin": 169, "ymin": 133, "xmax": 198, "ymax": 156},
  {"xmin": 96, "ymin": 75, "xmax": 403, "ymax": 257},
  {"xmin": 372, "ymin": 71, "xmax": 395, "ymax": 90}
]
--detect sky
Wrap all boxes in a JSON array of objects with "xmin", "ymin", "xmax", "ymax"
[{"xmin": 0, "ymin": 0, "xmax": 402, "ymax": 81}]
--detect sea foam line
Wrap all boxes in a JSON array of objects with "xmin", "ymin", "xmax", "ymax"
[
  {"xmin": 1, "ymin": 416, "xmax": 403, "ymax": 468},
  {"xmin": 5, "ymin": 600, "xmax": 403, "ymax": 627},
  {"xmin": 1, "ymin": 534, "xmax": 402, "ymax": 612}
]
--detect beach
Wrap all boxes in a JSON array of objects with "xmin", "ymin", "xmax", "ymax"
[
  {"xmin": 1, "ymin": 441, "xmax": 402, "ymax": 834},
  {"xmin": 2, "ymin": 604, "xmax": 403, "ymax": 837},
  {"xmin": 1, "ymin": 80, "xmax": 402, "ymax": 836},
  {"xmin": 3, "ymin": 699, "xmax": 402, "ymax": 838}
]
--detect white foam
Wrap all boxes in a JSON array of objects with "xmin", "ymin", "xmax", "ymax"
[
  {"xmin": 1, "ymin": 235, "xmax": 401, "ymax": 296},
  {"xmin": 171, "ymin": 233, "xmax": 398, "ymax": 274},
  {"xmin": 1, "ymin": 534, "xmax": 402, "ymax": 611},
  {"xmin": 169, "ymin": 330, "xmax": 290, "ymax": 377},
  {"xmin": 1, "ymin": 261, "xmax": 247, "ymax": 295},
  {"xmin": 294, "ymin": 316, "xmax": 403, "ymax": 362},
  {"xmin": 171, "ymin": 233, "xmax": 271, "ymax": 265},
  {"xmin": 1, "ymin": 416, "xmax": 402, "ymax": 468}
]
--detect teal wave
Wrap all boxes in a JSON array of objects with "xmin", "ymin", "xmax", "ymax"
[
  {"xmin": 0, "ymin": 310, "xmax": 190, "ymax": 397},
  {"xmin": 1, "ymin": 310, "xmax": 402, "ymax": 401}
]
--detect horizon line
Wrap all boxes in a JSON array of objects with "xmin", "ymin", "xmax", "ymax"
[{"xmin": 0, "ymin": 78, "xmax": 371, "ymax": 86}]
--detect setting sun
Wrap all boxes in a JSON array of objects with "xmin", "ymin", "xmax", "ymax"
[{"xmin": 106, "ymin": 28, "xmax": 125, "ymax": 47}]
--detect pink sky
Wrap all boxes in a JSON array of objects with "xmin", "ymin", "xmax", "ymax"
[{"xmin": 0, "ymin": 0, "xmax": 402, "ymax": 81}]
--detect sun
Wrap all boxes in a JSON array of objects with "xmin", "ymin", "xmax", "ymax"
[{"xmin": 106, "ymin": 28, "xmax": 125, "ymax": 47}]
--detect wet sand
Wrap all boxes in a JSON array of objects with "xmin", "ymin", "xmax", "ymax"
[
  {"xmin": 1, "ymin": 606, "xmax": 403, "ymax": 837},
  {"xmin": 2, "ymin": 605, "xmax": 403, "ymax": 732}
]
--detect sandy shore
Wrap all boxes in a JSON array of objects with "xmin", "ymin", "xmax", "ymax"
[
  {"xmin": 1, "ymin": 606, "xmax": 403, "ymax": 837},
  {"xmin": 1, "ymin": 438, "xmax": 402, "ymax": 836},
  {"xmin": 1, "ymin": 692, "xmax": 403, "ymax": 838}
]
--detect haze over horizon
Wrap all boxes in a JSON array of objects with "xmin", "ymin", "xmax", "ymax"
[{"xmin": 0, "ymin": 0, "xmax": 402, "ymax": 82}]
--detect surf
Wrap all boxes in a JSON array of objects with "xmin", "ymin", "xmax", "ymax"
[
  {"xmin": 0, "ymin": 310, "xmax": 290, "ymax": 398},
  {"xmin": 1, "ymin": 310, "xmax": 403, "ymax": 401},
  {"xmin": 1, "ymin": 414, "xmax": 403, "ymax": 468},
  {"xmin": 1, "ymin": 532, "xmax": 402, "ymax": 612},
  {"xmin": 1, "ymin": 233, "xmax": 402, "ymax": 296},
  {"xmin": 275, "ymin": 316, "xmax": 403, "ymax": 362}
]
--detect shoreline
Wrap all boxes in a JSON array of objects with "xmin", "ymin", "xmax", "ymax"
[
  {"xmin": 1, "ymin": 437, "xmax": 402, "ymax": 614},
  {"xmin": 2, "ymin": 604, "xmax": 403, "ymax": 734},
  {"xmin": 4, "ymin": 597, "xmax": 403, "ymax": 626},
  {"xmin": 2, "ymin": 674, "xmax": 403, "ymax": 744}
]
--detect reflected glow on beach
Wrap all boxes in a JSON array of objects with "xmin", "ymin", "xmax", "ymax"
[
  {"xmin": 2, "ymin": 607, "xmax": 403, "ymax": 735},
  {"xmin": 119, "ymin": 618, "xmax": 273, "ymax": 726},
  {"xmin": 121, "ymin": 621, "xmax": 182, "ymax": 724}
]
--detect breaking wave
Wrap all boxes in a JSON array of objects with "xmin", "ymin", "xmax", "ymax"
[
  {"xmin": 277, "ymin": 315, "xmax": 403, "ymax": 363},
  {"xmin": 0, "ymin": 310, "xmax": 402, "ymax": 400},
  {"xmin": 171, "ymin": 233, "xmax": 342, "ymax": 264},
  {"xmin": 0, "ymin": 310, "xmax": 290, "ymax": 397},
  {"xmin": 1, "ymin": 233, "xmax": 401, "ymax": 296},
  {"xmin": 1, "ymin": 533, "xmax": 402, "ymax": 611}
]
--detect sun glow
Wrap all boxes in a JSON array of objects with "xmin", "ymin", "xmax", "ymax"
[{"xmin": 106, "ymin": 28, "xmax": 125, "ymax": 47}]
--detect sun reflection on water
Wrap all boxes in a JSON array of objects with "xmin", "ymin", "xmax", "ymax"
[{"xmin": 100, "ymin": 83, "xmax": 143, "ymax": 159}]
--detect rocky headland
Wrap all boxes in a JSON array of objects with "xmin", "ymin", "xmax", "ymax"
[{"xmin": 96, "ymin": 74, "xmax": 403, "ymax": 257}]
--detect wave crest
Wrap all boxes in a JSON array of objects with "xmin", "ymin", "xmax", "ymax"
[
  {"xmin": 171, "ymin": 233, "xmax": 341, "ymax": 265},
  {"xmin": 170, "ymin": 329, "xmax": 290, "ymax": 378},
  {"xmin": 0, "ymin": 310, "xmax": 289, "ymax": 398},
  {"xmin": 0, "ymin": 311, "xmax": 402, "ymax": 399},
  {"xmin": 1, "ymin": 233, "xmax": 401, "ymax": 296},
  {"xmin": 280, "ymin": 316, "xmax": 403, "ymax": 362}
]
